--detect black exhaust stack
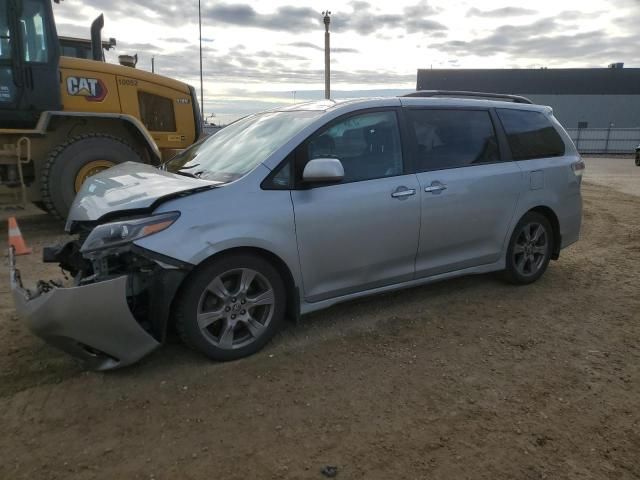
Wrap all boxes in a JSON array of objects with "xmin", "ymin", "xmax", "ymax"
[{"xmin": 90, "ymin": 14, "xmax": 104, "ymax": 61}]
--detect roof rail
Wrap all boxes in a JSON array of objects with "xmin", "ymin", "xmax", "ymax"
[{"xmin": 403, "ymin": 90, "xmax": 533, "ymax": 104}]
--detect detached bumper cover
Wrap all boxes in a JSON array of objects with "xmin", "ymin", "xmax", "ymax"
[{"xmin": 9, "ymin": 248, "xmax": 160, "ymax": 370}]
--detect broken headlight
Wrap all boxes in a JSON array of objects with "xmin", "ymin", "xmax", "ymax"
[{"xmin": 80, "ymin": 212, "xmax": 180, "ymax": 253}]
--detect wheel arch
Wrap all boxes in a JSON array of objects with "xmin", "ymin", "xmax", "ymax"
[
  {"xmin": 38, "ymin": 111, "xmax": 161, "ymax": 164},
  {"xmin": 525, "ymin": 205, "xmax": 561, "ymax": 260},
  {"xmin": 40, "ymin": 132, "xmax": 146, "ymax": 219},
  {"xmin": 169, "ymin": 246, "xmax": 300, "ymax": 334}
]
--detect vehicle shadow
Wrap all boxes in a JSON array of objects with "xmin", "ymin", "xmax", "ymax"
[
  {"xmin": 3, "ymin": 263, "xmax": 550, "ymax": 393},
  {"xmin": 121, "ymin": 270, "xmax": 513, "ymax": 377}
]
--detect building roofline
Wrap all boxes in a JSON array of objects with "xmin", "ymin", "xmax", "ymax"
[{"xmin": 416, "ymin": 68, "xmax": 640, "ymax": 95}]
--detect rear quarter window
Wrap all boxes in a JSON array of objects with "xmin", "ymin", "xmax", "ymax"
[{"xmin": 497, "ymin": 109, "xmax": 565, "ymax": 160}]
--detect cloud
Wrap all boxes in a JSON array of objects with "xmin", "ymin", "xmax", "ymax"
[
  {"xmin": 78, "ymin": 0, "xmax": 190, "ymax": 24},
  {"xmin": 332, "ymin": 1, "xmax": 446, "ymax": 35},
  {"xmin": 71, "ymin": 0, "xmax": 445, "ymax": 39},
  {"xmin": 286, "ymin": 42, "xmax": 359, "ymax": 54},
  {"xmin": 202, "ymin": 1, "xmax": 445, "ymax": 36},
  {"xmin": 118, "ymin": 41, "xmax": 164, "ymax": 53},
  {"xmin": 429, "ymin": 16, "xmax": 640, "ymax": 65},
  {"xmin": 116, "ymin": 42, "xmax": 412, "ymax": 89},
  {"xmin": 162, "ymin": 37, "xmax": 190, "ymax": 44},
  {"xmin": 556, "ymin": 10, "xmax": 607, "ymax": 20},
  {"xmin": 287, "ymin": 41, "xmax": 323, "ymax": 51},
  {"xmin": 56, "ymin": 22, "xmax": 93, "ymax": 38},
  {"xmin": 254, "ymin": 50, "xmax": 310, "ymax": 62},
  {"xmin": 53, "ymin": 5, "xmax": 93, "ymax": 24},
  {"xmin": 467, "ymin": 7, "xmax": 537, "ymax": 17},
  {"xmin": 204, "ymin": 4, "xmax": 318, "ymax": 32}
]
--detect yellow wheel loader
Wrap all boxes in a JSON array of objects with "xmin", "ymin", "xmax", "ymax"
[{"xmin": 0, "ymin": 0, "xmax": 203, "ymax": 218}]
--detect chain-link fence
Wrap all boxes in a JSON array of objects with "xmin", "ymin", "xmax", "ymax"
[{"xmin": 566, "ymin": 128, "xmax": 640, "ymax": 154}]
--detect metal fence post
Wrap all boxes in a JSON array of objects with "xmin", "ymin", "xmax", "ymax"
[
  {"xmin": 604, "ymin": 123, "xmax": 613, "ymax": 154},
  {"xmin": 575, "ymin": 128, "xmax": 581, "ymax": 151}
]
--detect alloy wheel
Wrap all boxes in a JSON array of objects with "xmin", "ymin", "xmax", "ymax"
[
  {"xmin": 197, "ymin": 268, "xmax": 275, "ymax": 350},
  {"xmin": 512, "ymin": 222, "xmax": 549, "ymax": 277}
]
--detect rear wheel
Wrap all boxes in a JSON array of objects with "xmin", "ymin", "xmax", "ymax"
[
  {"xmin": 41, "ymin": 134, "xmax": 142, "ymax": 219},
  {"xmin": 635, "ymin": 154, "xmax": 639, "ymax": 166},
  {"xmin": 175, "ymin": 254, "xmax": 286, "ymax": 362},
  {"xmin": 504, "ymin": 212, "xmax": 553, "ymax": 285}
]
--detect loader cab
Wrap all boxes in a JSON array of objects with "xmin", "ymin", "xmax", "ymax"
[{"xmin": 0, "ymin": 0, "xmax": 61, "ymax": 129}]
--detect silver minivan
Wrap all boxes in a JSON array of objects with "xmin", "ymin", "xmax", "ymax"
[{"xmin": 11, "ymin": 93, "xmax": 584, "ymax": 369}]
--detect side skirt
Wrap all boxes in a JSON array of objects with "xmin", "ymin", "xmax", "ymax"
[{"xmin": 299, "ymin": 260, "xmax": 505, "ymax": 315}]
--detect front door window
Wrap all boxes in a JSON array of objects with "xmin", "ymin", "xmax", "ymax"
[{"xmin": 304, "ymin": 110, "xmax": 403, "ymax": 183}]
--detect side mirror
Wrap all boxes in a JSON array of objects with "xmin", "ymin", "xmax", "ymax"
[{"xmin": 302, "ymin": 158, "xmax": 344, "ymax": 183}]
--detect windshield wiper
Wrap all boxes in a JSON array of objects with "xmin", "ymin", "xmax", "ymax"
[
  {"xmin": 178, "ymin": 163, "xmax": 200, "ymax": 170},
  {"xmin": 174, "ymin": 170, "xmax": 199, "ymax": 178}
]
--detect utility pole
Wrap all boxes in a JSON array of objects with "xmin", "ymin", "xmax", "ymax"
[
  {"xmin": 198, "ymin": 0, "xmax": 204, "ymax": 118},
  {"xmin": 151, "ymin": 56, "xmax": 155, "ymax": 73},
  {"xmin": 323, "ymin": 10, "xmax": 331, "ymax": 100}
]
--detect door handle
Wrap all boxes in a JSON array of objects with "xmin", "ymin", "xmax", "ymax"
[
  {"xmin": 424, "ymin": 182, "xmax": 447, "ymax": 193},
  {"xmin": 391, "ymin": 187, "xmax": 416, "ymax": 199}
]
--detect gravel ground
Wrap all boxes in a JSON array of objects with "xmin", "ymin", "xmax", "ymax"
[
  {"xmin": 583, "ymin": 156, "xmax": 640, "ymax": 197},
  {"xmin": 0, "ymin": 157, "xmax": 638, "ymax": 479}
]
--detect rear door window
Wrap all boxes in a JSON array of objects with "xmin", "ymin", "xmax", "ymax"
[
  {"xmin": 407, "ymin": 109, "xmax": 500, "ymax": 172},
  {"xmin": 497, "ymin": 108, "xmax": 565, "ymax": 160}
]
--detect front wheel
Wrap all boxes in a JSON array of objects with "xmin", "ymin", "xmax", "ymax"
[
  {"xmin": 174, "ymin": 254, "xmax": 286, "ymax": 362},
  {"xmin": 503, "ymin": 212, "xmax": 553, "ymax": 285}
]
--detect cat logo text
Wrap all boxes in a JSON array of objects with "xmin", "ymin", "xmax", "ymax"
[{"xmin": 66, "ymin": 76, "xmax": 108, "ymax": 102}]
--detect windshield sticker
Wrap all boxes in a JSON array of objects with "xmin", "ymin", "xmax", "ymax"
[{"xmin": 66, "ymin": 76, "xmax": 108, "ymax": 102}]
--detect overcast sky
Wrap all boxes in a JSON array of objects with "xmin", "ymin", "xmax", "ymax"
[{"xmin": 54, "ymin": 0, "xmax": 639, "ymax": 124}]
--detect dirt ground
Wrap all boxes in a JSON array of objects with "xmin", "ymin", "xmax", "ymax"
[{"xmin": 1, "ymin": 158, "xmax": 639, "ymax": 479}]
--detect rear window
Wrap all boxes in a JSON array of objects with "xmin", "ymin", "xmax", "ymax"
[{"xmin": 497, "ymin": 109, "xmax": 565, "ymax": 160}]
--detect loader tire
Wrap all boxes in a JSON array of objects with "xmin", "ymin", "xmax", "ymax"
[{"xmin": 41, "ymin": 134, "xmax": 143, "ymax": 220}]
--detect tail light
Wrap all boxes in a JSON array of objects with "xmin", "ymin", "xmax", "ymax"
[{"xmin": 571, "ymin": 159, "xmax": 585, "ymax": 177}]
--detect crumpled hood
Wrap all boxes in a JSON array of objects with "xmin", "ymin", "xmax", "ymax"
[{"xmin": 66, "ymin": 162, "xmax": 220, "ymax": 226}]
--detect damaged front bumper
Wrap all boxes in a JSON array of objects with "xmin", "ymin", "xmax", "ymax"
[{"xmin": 9, "ymin": 245, "xmax": 187, "ymax": 371}]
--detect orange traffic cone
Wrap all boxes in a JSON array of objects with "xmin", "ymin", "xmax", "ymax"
[{"xmin": 8, "ymin": 217, "xmax": 32, "ymax": 255}]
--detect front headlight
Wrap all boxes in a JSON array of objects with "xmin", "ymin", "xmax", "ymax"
[{"xmin": 81, "ymin": 212, "xmax": 180, "ymax": 253}]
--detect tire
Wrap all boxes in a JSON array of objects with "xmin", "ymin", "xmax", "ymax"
[
  {"xmin": 635, "ymin": 155, "xmax": 640, "ymax": 166},
  {"xmin": 503, "ymin": 212, "xmax": 554, "ymax": 285},
  {"xmin": 41, "ymin": 134, "xmax": 143, "ymax": 219},
  {"xmin": 174, "ymin": 253, "xmax": 286, "ymax": 362}
]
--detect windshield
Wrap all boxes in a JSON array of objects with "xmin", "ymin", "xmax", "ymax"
[{"xmin": 165, "ymin": 110, "xmax": 322, "ymax": 183}]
